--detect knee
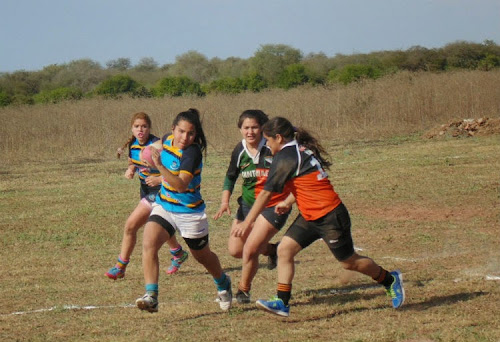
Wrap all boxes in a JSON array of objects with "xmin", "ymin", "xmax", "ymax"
[
  {"xmin": 276, "ymin": 244, "xmax": 293, "ymax": 261},
  {"xmin": 242, "ymin": 244, "xmax": 260, "ymax": 261},
  {"xmin": 228, "ymin": 242, "xmax": 243, "ymax": 259},
  {"xmin": 124, "ymin": 219, "xmax": 140, "ymax": 236}
]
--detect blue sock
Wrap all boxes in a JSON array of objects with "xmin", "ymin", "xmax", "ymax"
[
  {"xmin": 145, "ymin": 283, "xmax": 159, "ymax": 297},
  {"xmin": 213, "ymin": 273, "xmax": 230, "ymax": 291}
]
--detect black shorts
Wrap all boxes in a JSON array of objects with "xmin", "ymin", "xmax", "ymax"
[
  {"xmin": 236, "ymin": 196, "xmax": 289, "ymax": 230},
  {"xmin": 285, "ymin": 203, "xmax": 355, "ymax": 261},
  {"xmin": 140, "ymin": 183, "xmax": 161, "ymax": 204}
]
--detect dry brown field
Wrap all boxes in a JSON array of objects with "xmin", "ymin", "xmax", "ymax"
[{"xmin": 0, "ymin": 70, "xmax": 499, "ymax": 342}]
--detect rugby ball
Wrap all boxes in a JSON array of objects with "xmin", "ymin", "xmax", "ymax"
[{"xmin": 140, "ymin": 141, "xmax": 162, "ymax": 168}]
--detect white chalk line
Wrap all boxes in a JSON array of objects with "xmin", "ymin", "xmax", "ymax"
[
  {"xmin": 1, "ymin": 304, "xmax": 136, "ymax": 317},
  {"xmin": 2, "ymin": 246, "xmax": 499, "ymax": 318}
]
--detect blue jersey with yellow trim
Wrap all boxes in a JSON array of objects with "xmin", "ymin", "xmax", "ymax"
[
  {"xmin": 128, "ymin": 135, "xmax": 161, "ymax": 184},
  {"xmin": 156, "ymin": 134, "xmax": 205, "ymax": 213}
]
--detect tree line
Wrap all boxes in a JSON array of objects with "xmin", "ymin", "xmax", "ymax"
[{"xmin": 0, "ymin": 40, "xmax": 499, "ymax": 106}]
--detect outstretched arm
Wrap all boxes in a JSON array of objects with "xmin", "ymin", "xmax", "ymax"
[{"xmin": 213, "ymin": 190, "xmax": 232, "ymax": 220}]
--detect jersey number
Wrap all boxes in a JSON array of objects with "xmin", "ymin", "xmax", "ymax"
[{"xmin": 310, "ymin": 157, "xmax": 327, "ymax": 180}]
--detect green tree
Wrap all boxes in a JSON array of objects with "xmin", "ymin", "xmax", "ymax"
[
  {"xmin": 250, "ymin": 44, "xmax": 303, "ymax": 85},
  {"xmin": 0, "ymin": 91, "xmax": 11, "ymax": 107},
  {"xmin": 168, "ymin": 51, "xmax": 214, "ymax": 84},
  {"xmin": 302, "ymin": 52, "xmax": 332, "ymax": 85},
  {"xmin": 106, "ymin": 58, "xmax": 132, "ymax": 71},
  {"xmin": 278, "ymin": 64, "xmax": 309, "ymax": 89},
  {"xmin": 205, "ymin": 77, "xmax": 245, "ymax": 94},
  {"xmin": 33, "ymin": 87, "xmax": 83, "ymax": 104},
  {"xmin": 52, "ymin": 59, "xmax": 106, "ymax": 93},
  {"xmin": 94, "ymin": 75, "xmax": 140, "ymax": 97},
  {"xmin": 134, "ymin": 57, "xmax": 159, "ymax": 72},
  {"xmin": 242, "ymin": 72, "xmax": 268, "ymax": 92},
  {"xmin": 328, "ymin": 64, "xmax": 382, "ymax": 85},
  {"xmin": 152, "ymin": 76, "xmax": 204, "ymax": 97}
]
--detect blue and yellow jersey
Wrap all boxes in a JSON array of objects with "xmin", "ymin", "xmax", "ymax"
[
  {"xmin": 128, "ymin": 135, "xmax": 161, "ymax": 184},
  {"xmin": 156, "ymin": 134, "xmax": 205, "ymax": 213}
]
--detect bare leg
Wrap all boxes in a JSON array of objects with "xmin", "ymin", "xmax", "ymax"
[
  {"xmin": 142, "ymin": 221, "xmax": 169, "ymax": 284},
  {"xmin": 119, "ymin": 202, "xmax": 151, "ymax": 260},
  {"xmin": 239, "ymin": 215, "xmax": 278, "ymax": 289},
  {"xmin": 190, "ymin": 244, "xmax": 224, "ymax": 279},
  {"xmin": 276, "ymin": 236, "xmax": 303, "ymax": 285},
  {"xmin": 228, "ymin": 219, "xmax": 252, "ymax": 259},
  {"xmin": 339, "ymin": 252, "xmax": 383, "ymax": 278}
]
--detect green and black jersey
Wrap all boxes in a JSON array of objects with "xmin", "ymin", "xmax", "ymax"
[{"xmin": 223, "ymin": 138, "xmax": 289, "ymax": 207}]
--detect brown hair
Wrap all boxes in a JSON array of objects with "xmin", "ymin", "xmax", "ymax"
[
  {"xmin": 262, "ymin": 116, "xmax": 332, "ymax": 169},
  {"xmin": 237, "ymin": 109, "xmax": 269, "ymax": 128},
  {"xmin": 117, "ymin": 112, "xmax": 152, "ymax": 159}
]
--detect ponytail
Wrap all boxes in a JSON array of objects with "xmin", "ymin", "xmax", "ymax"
[
  {"xmin": 117, "ymin": 135, "xmax": 135, "ymax": 159},
  {"xmin": 263, "ymin": 116, "xmax": 331, "ymax": 169},
  {"xmin": 295, "ymin": 128, "xmax": 331, "ymax": 169}
]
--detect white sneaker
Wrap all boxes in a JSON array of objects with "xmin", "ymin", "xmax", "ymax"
[
  {"xmin": 216, "ymin": 275, "xmax": 232, "ymax": 311},
  {"xmin": 136, "ymin": 293, "xmax": 158, "ymax": 313},
  {"xmin": 217, "ymin": 288, "xmax": 232, "ymax": 311}
]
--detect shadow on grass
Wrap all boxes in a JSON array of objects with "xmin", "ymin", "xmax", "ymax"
[{"xmin": 284, "ymin": 290, "xmax": 488, "ymax": 323}]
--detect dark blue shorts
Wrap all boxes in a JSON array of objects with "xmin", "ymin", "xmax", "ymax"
[{"xmin": 236, "ymin": 196, "xmax": 289, "ymax": 230}]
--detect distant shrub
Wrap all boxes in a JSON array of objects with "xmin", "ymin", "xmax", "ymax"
[
  {"xmin": 242, "ymin": 72, "xmax": 268, "ymax": 92},
  {"xmin": 131, "ymin": 86, "xmax": 153, "ymax": 98},
  {"xmin": 0, "ymin": 91, "xmax": 11, "ymax": 107},
  {"xmin": 33, "ymin": 87, "xmax": 83, "ymax": 104},
  {"xmin": 94, "ymin": 75, "xmax": 140, "ymax": 97},
  {"xmin": 10, "ymin": 94, "xmax": 34, "ymax": 105},
  {"xmin": 152, "ymin": 76, "xmax": 204, "ymax": 97},
  {"xmin": 328, "ymin": 64, "xmax": 382, "ymax": 84},
  {"xmin": 278, "ymin": 63, "xmax": 309, "ymax": 89},
  {"xmin": 206, "ymin": 77, "xmax": 245, "ymax": 94},
  {"xmin": 478, "ymin": 53, "xmax": 500, "ymax": 71}
]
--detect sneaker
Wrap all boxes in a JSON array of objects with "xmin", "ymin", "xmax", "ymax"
[
  {"xmin": 105, "ymin": 266, "xmax": 125, "ymax": 280},
  {"xmin": 267, "ymin": 243, "xmax": 278, "ymax": 270},
  {"xmin": 385, "ymin": 270, "xmax": 405, "ymax": 309},
  {"xmin": 217, "ymin": 276, "xmax": 232, "ymax": 311},
  {"xmin": 256, "ymin": 296, "xmax": 289, "ymax": 317},
  {"xmin": 235, "ymin": 289, "xmax": 251, "ymax": 304},
  {"xmin": 136, "ymin": 293, "xmax": 158, "ymax": 313},
  {"xmin": 166, "ymin": 250, "xmax": 189, "ymax": 275}
]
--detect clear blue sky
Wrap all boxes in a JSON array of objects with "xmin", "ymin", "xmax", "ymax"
[{"xmin": 1, "ymin": 0, "xmax": 499, "ymax": 73}]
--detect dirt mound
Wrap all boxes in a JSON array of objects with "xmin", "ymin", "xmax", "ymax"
[{"xmin": 424, "ymin": 117, "xmax": 500, "ymax": 139}]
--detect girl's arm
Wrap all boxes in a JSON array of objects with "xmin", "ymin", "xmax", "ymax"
[
  {"xmin": 124, "ymin": 164, "xmax": 136, "ymax": 179},
  {"xmin": 275, "ymin": 193, "xmax": 296, "ymax": 215},
  {"xmin": 213, "ymin": 190, "xmax": 232, "ymax": 220}
]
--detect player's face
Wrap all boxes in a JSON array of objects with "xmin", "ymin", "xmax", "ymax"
[
  {"xmin": 264, "ymin": 133, "xmax": 282, "ymax": 155},
  {"xmin": 240, "ymin": 118, "xmax": 262, "ymax": 146},
  {"xmin": 172, "ymin": 120, "xmax": 196, "ymax": 150},
  {"xmin": 132, "ymin": 119, "xmax": 150, "ymax": 144}
]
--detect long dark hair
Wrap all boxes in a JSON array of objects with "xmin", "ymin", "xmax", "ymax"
[
  {"xmin": 172, "ymin": 108, "xmax": 207, "ymax": 153},
  {"xmin": 237, "ymin": 109, "xmax": 269, "ymax": 128},
  {"xmin": 262, "ymin": 116, "xmax": 331, "ymax": 169}
]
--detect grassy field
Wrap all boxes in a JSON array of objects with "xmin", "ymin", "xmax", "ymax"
[{"xmin": 1, "ymin": 132, "xmax": 499, "ymax": 341}]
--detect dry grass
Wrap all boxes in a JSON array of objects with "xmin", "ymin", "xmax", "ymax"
[
  {"xmin": 1, "ymin": 70, "xmax": 499, "ymax": 162},
  {"xmin": 0, "ymin": 70, "xmax": 499, "ymax": 342}
]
